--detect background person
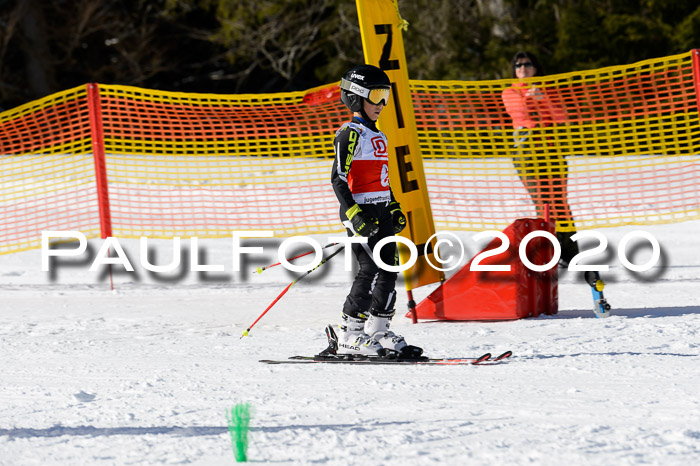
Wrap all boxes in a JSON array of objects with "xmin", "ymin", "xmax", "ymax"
[{"xmin": 502, "ymin": 51, "xmax": 579, "ymax": 265}]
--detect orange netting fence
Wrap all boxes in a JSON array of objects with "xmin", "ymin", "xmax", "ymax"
[
  {"xmin": 414, "ymin": 50, "xmax": 700, "ymax": 231},
  {"xmin": 1, "ymin": 51, "xmax": 699, "ymax": 254}
]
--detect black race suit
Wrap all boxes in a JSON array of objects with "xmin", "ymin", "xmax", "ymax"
[{"xmin": 331, "ymin": 116, "xmax": 399, "ymax": 319}]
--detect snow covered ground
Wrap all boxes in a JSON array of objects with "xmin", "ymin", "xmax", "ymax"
[{"xmin": 1, "ymin": 221, "xmax": 699, "ymax": 465}]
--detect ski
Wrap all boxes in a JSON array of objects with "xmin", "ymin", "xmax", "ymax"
[
  {"xmin": 260, "ymin": 324, "xmax": 513, "ymax": 365},
  {"xmin": 491, "ymin": 350, "xmax": 513, "ymax": 361},
  {"xmin": 583, "ymin": 271, "xmax": 612, "ymax": 318},
  {"xmin": 259, "ymin": 351, "xmax": 513, "ymax": 366}
]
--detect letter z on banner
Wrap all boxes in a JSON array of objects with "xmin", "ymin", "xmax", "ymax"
[{"xmin": 355, "ymin": 0, "xmax": 444, "ymax": 289}]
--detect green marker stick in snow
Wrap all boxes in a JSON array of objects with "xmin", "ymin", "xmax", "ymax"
[{"xmin": 226, "ymin": 403, "xmax": 251, "ymax": 462}]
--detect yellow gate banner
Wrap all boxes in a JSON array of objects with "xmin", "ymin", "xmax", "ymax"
[{"xmin": 356, "ymin": 0, "xmax": 443, "ymax": 290}]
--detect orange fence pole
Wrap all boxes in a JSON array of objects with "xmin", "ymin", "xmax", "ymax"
[
  {"xmin": 691, "ymin": 49, "xmax": 700, "ymax": 107},
  {"xmin": 86, "ymin": 83, "xmax": 112, "ymax": 239}
]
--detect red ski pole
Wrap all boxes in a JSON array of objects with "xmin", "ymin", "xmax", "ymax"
[
  {"xmin": 253, "ymin": 242, "xmax": 339, "ymax": 274},
  {"xmin": 241, "ymin": 245, "xmax": 345, "ymax": 338}
]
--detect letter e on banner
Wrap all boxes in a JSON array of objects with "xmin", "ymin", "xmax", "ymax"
[{"xmin": 355, "ymin": 0, "xmax": 443, "ymax": 290}]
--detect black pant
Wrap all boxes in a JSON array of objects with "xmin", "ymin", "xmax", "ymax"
[
  {"xmin": 341, "ymin": 203, "xmax": 398, "ymax": 318},
  {"xmin": 514, "ymin": 134, "xmax": 579, "ymax": 263}
]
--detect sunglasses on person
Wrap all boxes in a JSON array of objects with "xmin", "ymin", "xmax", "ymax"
[
  {"xmin": 514, "ymin": 62, "xmax": 534, "ymax": 69},
  {"xmin": 340, "ymin": 78, "xmax": 391, "ymax": 105}
]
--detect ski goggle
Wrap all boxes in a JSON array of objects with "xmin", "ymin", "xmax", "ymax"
[{"xmin": 340, "ymin": 78, "xmax": 391, "ymax": 106}]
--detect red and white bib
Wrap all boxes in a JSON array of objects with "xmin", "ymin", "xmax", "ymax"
[{"xmin": 336, "ymin": 121, "xmax": 391, "ymax": 205}]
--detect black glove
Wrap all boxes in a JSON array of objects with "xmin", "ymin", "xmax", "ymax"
[
  {"xmin": 389, "ymin": 201, "xmax": 407, "ymax": 234},
  {"xmin": 346, "ymin": 204, "xmax": 379, "ymax": 237}
]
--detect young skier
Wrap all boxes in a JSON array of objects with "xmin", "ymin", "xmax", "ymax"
[{"xmin": 329, "ymin": 64, "xmax": 422, "ymax": 359}]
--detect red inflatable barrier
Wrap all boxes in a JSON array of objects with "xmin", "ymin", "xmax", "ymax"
[{"xmin": 409, "ymin": 218, "xmax": 558, "ymax": 321}]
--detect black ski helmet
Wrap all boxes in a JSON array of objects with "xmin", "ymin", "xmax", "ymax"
[{"xmin": 340, "ymin": 64, "xmax": 391, "ymax": 112}]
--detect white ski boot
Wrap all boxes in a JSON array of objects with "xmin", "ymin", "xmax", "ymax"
[
  {"xmin": 334, "ymin": 313, "xmax": 383, "ymax": 356},
  {"xmin": 365, "ymin": 311, "xmax": 423, "ymax": 359}
]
